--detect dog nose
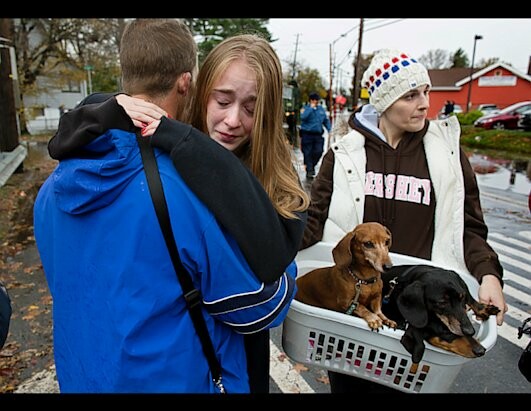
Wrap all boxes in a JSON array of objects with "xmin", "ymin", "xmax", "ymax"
[{"xmin": 473, "ymin": 344, "xmax": 486, "ymax": 357}]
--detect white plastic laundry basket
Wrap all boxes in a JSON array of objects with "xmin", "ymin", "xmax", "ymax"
[{"xmin": 282, "ymin": 243, "xmax": 497, "ymax": 393}]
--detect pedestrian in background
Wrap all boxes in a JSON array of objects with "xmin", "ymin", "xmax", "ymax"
[
  {"xmin": 299, "ymin": 48, "xmax": 507, "ymax": 393},
  {"xmin": 443, "ymin": 99, "xmax": 455, "ymax": 117},
  {"xmin": 300, "ymin": 92, "xmax": 331, "ymax": 180},
  {"xmin": 46, "ymin": 31, "xmax": 309, "ymax": 393},
  {"xmin": 35, "ymin": 20, "xmax": 299, "ymax": 394}
]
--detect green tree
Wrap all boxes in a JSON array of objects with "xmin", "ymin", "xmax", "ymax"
[
  {"xmin": 451, "ymin": 48, "xmax": 469, "ymax": 68},
  {"xmin": 291, "ymin": 66, "xmax": 327, "ymax": 105},
  {"xmin": 185, "ymin": 18, "xmax": 271, "ymax": 65}
]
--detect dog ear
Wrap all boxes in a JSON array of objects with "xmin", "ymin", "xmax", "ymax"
[
  {"xmin": 385, "ymin": 226, "xmax": 392, "ymax": 248},
  {"xmin": 332, "ymin": 231, "xmax": 354, "ymax": 269},
  {"xmin": 401, "ymin": 326, "xmax": 426, "ymax": 364},
  {"xmin": 397, "ymin": 281, "xmax": 428, "ymax": 328}
]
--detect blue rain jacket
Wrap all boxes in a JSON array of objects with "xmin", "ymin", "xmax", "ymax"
[{"xmin": 33, "ymin": 129, "xmax": 297, "ymax": 393}]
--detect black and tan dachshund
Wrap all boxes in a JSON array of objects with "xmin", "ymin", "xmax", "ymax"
[{"xmin": 381, "ymin": 264, "xmax": 500, "ymax": 370}]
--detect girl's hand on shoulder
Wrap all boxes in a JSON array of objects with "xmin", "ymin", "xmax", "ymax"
[
  {"xmin": 115, "ymin": 94, "xmax": 167, "ymax": 129},
  {"xmin": 140, "ymin": 119, "xmax": 161, "ymax": 137}
]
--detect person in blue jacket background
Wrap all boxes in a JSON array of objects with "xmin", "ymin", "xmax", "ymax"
[
  {"xmin": 33, "ymin": 19, "xmax": 298, "ymax": 394},
  {"xmin": 299, "ymin": 92, "xmax": 331, "ymax": 180}
]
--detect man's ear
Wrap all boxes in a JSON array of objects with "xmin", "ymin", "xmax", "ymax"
[{"xmin": 177, "ymin": 72, "xmax": 192, "ymax": 96}]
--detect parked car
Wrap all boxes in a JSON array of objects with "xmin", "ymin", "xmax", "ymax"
[
  {"xmin": 477, "ymin": 104, "xmax": 500, "ymax": 116},
  {"xmin": 474, "ymin": 101, "xmax": 531, "ymax": 130},
  {"xmin": 519, "ymin": 108, "xmax": 531, "ymax": 131}
]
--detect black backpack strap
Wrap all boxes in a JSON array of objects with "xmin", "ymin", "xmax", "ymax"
[{"xmin": 136, "ymin": 132, "xmax": 225, "ymax": 393}]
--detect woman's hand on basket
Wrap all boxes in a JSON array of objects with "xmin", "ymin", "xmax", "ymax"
[{"xmin": 478, "ymin": 274, "xmax": 508, "ymax": 326}]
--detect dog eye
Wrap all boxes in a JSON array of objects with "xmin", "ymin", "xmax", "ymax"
[
  {"xmin": 385, "ymin": 239, "xmax": 391, "ymax": 247},
  {"xmin": 363, "ymin": 241, "xmax": 375, "ymax": 249}
]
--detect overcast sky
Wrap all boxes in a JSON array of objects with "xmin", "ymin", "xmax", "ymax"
[{"xmin": 267, "ymin": 18, "xmax": 531, "ymax": 89}]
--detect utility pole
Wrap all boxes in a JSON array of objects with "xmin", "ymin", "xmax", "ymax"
[
  {"xmin": 352, "ymin": 18, "xmax": 364, "ymax": 110},
  {"xmin": 0, "ymin": 18, "xmax": 20, "ymax": 152},
  {"xmin": 291, "ymin": 33, "xmax": 300, "ymax": 80},
  {"xmin": 465, "ymin": 34, "xmax": 483, "ymax": 113}
]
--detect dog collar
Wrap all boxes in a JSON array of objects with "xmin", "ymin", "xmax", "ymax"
[
  {"xmin": 348, "ymin": 268, "xmax": 378, "ymax": 285},
  {"xmin": 382, "ymin": 276, "xmax": 398, "ymax": 304},
  {"xmin": 345, "ymin": 269, "xmax": 379, "ymax": 315},
  {"xmin": 382, "ymin": 265, "xmax": 418, "ymax": 304}
]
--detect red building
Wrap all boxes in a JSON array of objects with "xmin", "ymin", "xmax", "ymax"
[{"xmin": 427, "ymin": 62, "xmax": 531, "ymax": 119}]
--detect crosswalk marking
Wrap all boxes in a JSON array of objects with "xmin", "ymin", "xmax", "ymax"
[
  {"xmin": 489, "ymin": 232, "xmax": 530, "ymax": 250},
  {"xmin": 503, "ymin": 270, "xmax": 531, "ymax": 289},
  {"xmin": 505, "ymin": 303, "xmax": 530, "ymax": 324},
  {"xmin": 269, "ymin": 339, "xmax": 314, "ymax": 393},
  {"xmin": 489, "ymin": 235, "xmax": 530, "ymax": 350},
  {"xmin": 489, "ymin": 238, "xmax": 530, "ymax": 261},
  {"xmin": 503, "ymin": 284, "xmax": 531, "ymax": 310},
  {"xmin": 498, "ymin": 322, "xmax": 528, "ymax": 349},
  {"xmin": 498, "ymin": 253, "xmax": 530, "ymax": 273}
]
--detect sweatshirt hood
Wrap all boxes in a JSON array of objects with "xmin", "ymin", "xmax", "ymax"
[
  {"xmin": 353, "ymin": 104, "xmax": 386, "ymax": 141},
  {"xmin": 52, "ymin": 129, "xmax": 142, "ymax": 215}
]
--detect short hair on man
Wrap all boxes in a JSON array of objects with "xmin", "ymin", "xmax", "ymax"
[{"xmin": 119, "ymin": 18, "xmax": 197, "ymax": 98}]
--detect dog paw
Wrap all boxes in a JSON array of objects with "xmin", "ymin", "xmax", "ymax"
[
  {"xmin": 471, "ymin": 302, "xmax": 501, "ymax": 321},
  {"xmin": 384, "ymin": 319, "xmax": 398, "ymax": 329},
  {"xmin": 366, "ymin": 318, "xmax": 383, "ymax": 330},
  {"xmin": 475, "ymin": 304, "xmax": 501, "ymax": 320},
  {"xmin": 485, "ymin": 304, "xmax": 501, "ymax": 316}
]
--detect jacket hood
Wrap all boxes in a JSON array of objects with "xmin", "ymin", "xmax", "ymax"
[
  {"xmin": 353, "ymin": 104, "xmax": 385, "ymax": 140},
  {"xmin": 52, "ymin": 129, "xmax": 142, "ymax": 215}
]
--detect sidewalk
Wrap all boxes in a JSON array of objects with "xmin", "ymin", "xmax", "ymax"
[{"xmin": 0, "ymin": 144, "xmax": 28, "ymax": 188}]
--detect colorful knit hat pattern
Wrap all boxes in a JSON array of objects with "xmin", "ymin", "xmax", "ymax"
[{"xmin": 362, "ymin": 49, "xmax": 431, "ymax": 114}]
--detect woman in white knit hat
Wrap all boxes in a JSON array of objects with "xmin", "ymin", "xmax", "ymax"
[{"xmin": 299, "ymin": 49, "xmax": 507, "ymax": 393}]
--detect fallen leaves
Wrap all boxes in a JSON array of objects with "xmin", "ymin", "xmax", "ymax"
[
  {"xmin": 293, "ymin": 363, "xmax": 309, "ymax": 372},
  {"xmin": 0, "ymin": 141, "xmax": 56, "ymax": 393}
]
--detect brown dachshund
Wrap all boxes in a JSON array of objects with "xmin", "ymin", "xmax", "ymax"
[{"xmin": 296, "ymin": 222, "xmax": 397, "ymax": 330}]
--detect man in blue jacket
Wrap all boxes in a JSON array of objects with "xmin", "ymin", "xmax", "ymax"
[
  {"xmin": 300, "ymin": 92, "xmax": 331, "ymax": 180},
  {"xmin": 33, "ymin": 19, "xmax": 297, "ymax": 394}
]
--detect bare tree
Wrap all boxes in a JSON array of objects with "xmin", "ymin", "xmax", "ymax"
[
  {"xmin": 14, "ymin": 18, "xmax": 123, "ymax": 96},
  {"xmin": 419, "ymin": 49, "xmax": 451, "ymax": 69}
]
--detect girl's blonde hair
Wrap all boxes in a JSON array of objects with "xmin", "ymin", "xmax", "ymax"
[{"xmin": 186, "ymin": 34, "xmax": 309, "ymax": 219}]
